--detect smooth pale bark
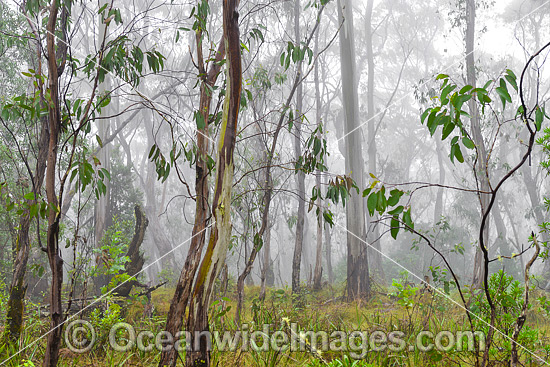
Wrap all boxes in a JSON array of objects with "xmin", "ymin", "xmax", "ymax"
[
  {"xmin": 185, "ymin": 0, "xmax": 241, "ymax": 364},
  {"xmin": 93, "ymin": 9, "xmax": 112, "ymax": 290},
  {"xmin": 338, "ymin": 0, "xmax": 370, "ymax": 300},
  {"xmin": 313, "ymin": 24, "xmax": 323, "ymax": 290},
  {"xmin": 157, "ymin": 34, "xmax": 225, "ymax": 367},
  {"xmin": 422, "ymin": 138, "xmax": 446, "ymax": 272},
  {"xmin": 259, "ymin": 216, "xmax": 273, "ymax": 300},
  {"xmin": 236, "ymin": 2, "xmax": 326, "ymax": 312},
  {"xmin": 325, "ymin": 219, "xmax": 333, "ymax": 283},
  {"xmin": 291, "ymin": 0, "xmax": 306, "ymax": 294},
  {"xmin": 364, "ymin": 0, "xmax": 384, "ymax": 281},
  {"xmin": 466, "ymin": 0, "xmax": 490, "ymax": 289},
  {"xmin": 95, "ymin": 9, "xmax": 111, "ymax": 249}
]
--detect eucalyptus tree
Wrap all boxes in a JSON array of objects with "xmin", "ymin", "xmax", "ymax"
[
  {"xmin": 337, "ymin": 0, "xmax": 370, "ymax": 300},
  {"xmin": 291, "ymin": 0, "xmax": 306, "ymax": 294}
]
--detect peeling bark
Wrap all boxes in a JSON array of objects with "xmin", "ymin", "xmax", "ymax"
[
  {"xmin": 157, "ymin": 29, "xmax": 225, "ymax": 367},
  {"xmin": 185, "ymin": 1, "xmax": 242, "ymax": 363}
]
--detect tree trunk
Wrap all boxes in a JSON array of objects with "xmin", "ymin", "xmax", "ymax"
[
  {"xmin": 325, "ymin": 210, "xmax": 333, "ymax": 284},
  {"xmin": 157, "ymin": 34, "xmax": 225, "ymax": 367},
  {"xmin": 291, "ymin": 0, "xmax": 306, "ymax": 295},
  {"xmin": 365, "ymin": 0, "xmax": 384, "ymax": 282},
  {"xmin": 313, "ymin": 25, "xmax": 323, "ymax": 290},
  {"xmin": 43, "ymin": 3, "xmax": 64, "ymax": 365},
  {"xmin": 259, "ymin": 216, "xmax": 272, "ymax": 300},
  {"xmin": 3, "ymin": 18, "xmax": 51, "ymax": 346},
  {"xmin": 114, "ymin": 205, "xmax": 148, "ymax": 297},
  {"xmin": 466, "ymin": 0, "xmax": 490, "ymax": 289},
  {"xmin": 338, "ymin": 0, "xmax": 370, "ymax": 300},
  {"xmin": 3, "ymin": 120, "xmax": 48, "ymax": 346},
  {"xmin": 95, "ymin": 7, "xmax": 111, "ymax": 247},
  {"xmin": 235, "ymin": 1, "xmax": 326, "ymax": 313},
  {"xmin": 185, "ymin": 0, "xmax": 241, "ymax": 364},
  {"xmin": 93, "ymin": 3, "xmax": 112, "ymax": 291}
]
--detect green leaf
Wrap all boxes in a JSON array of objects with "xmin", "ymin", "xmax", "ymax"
[
  {"xmin": 148, "ymin": 145, "xmax": 156, "ymax": 159},
  {"xmin": 420, "ymin": 108, "xmax": 430, "ymax": 124},
  {"xmin": 29, "ymin": 203, "xmax": 38, "ymax": 218},
  {"xmin": 390, "ymin": 215, "xmax": 399, "ymax": 239},
  {"xmin": 441, "ymin": 122, "xmax": 455, "ymax": 140},
  {"xmin": 323, "ymin": 210, "xmax": 334, "ymax": 226},
  {"xmin": 535, "ymin": 106, "xmax": 544, "ymax": 131},
  {"xmin": 388, "ymin": 205, "xmax": 404, "ymax": 215},
  {"xmin": 462, "ymin": 137, "xmax": 475, "ymax": 149},
  {"xmin": 387, "ymin": 189, "xmax": 403, "ymax": 206},
  {"xmin": 376, "ymin": 190, "xmax": 387, "ymax": 214},
  {"xmin": 459, "ymin": 85, "xmax": 473, "ymax": 94},
  {"xmin": 427, "ymin": 110, "xmax": 439, "ymax": 136},
  {"xmin": 367, "ymin": 192, "xmax": 378, "ymax": 216},
  {"xmin": 440, "ymin": 84, "xmax": 456, "ymax": 105},
  {"xmin": 98, "ymin": 3, "xmax": 108, "ymax": 14},
  {"xmin": 505, "ymin": 69, "xmax": 518, "ymax": 91},
  {"xmin": 195, "ymin": 111, "xmax": 206, "ymax": 130},
  {"xmin": 495, "ymin": 85, "xmax": 511, "ymax": 108},
  {"xmin": 403, "ymin": 209, "xmax": 413, "ymax": 231},
  {"xmin": 24, "ymin": 192, "xmax": 35, "ymax": 201},
  {"xmin": 452, "ymin": 144, "xmax": 464, "ymax": 163}
]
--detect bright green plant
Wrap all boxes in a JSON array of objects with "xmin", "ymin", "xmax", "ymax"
[{"xmin": 388, "ymin": 272, "xmax": 419, "ymax": 309}]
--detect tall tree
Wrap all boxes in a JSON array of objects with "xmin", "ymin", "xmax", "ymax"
[
  {"xmin": 338, "ymin": 0, "xmax": 370, "ymax": 300},
  {"xmin": 291, "ymin": 0, "xmax": 306, "ymax": 294},
  {"xmin": 365, "ymin": 0, "xmax": 384, "ymax": 280},
  {"xmin": 157, "ymin": 19, "xmax": 226, "ymax": 367},
  {"xmin": 2, "ymin": 14, "xmax": 50, "ymax": 346},
  {"xmin": 94, "ymin": 6, "xmax": 112, "ymax": 290},
  {"xmin": 183, "ymin": 0, "xmax": 241, "ymax": 364},
  {"xmin": 43, "ymin": 1, "xmax": 66, "ymax": 364},
  {"xmin": 465, "ymin": 0, "xmax": 491, "ymax": 289},
  {"xmin": 313, "ymin": 22, "xmax": 323, "ymax": 290}
]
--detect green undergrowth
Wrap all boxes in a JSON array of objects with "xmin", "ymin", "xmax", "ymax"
[{"xmin": 1, "ymin": 275, "xmax": 550, "ymax": 366}]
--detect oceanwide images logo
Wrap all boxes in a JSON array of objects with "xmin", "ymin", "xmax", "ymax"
[{"xmin": 65, "ymin": 319, "xmax": 485, "ymax": 359}]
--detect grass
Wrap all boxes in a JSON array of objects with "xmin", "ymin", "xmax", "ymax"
[{"xmin": 1, "ymin": 281, "xmax": 549, "ymax": 366}]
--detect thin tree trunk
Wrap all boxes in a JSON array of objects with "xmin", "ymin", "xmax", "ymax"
[
  {"xmin": 3, "ymin": 119, "xmax": 48, "ymax": 346},
  {"xmin": 235, "ymin": 2, "xmax": 325, "ymax": 315},
  {"xmin": 291, "ymin": 0, "xmax": 306, "ymax": 295},
  {"xmin": 466, "ymin": 0, "xmax": 490, "ymax": 289},
  {"xmin": 3, "ymin": 18, "xmax": 50, "ymax": 346},
  {"xmin": 259, "ymin": 216, "xmax": 272, "ymax": 300},
  {"xmin": 114, "ymin": 205, "xmax": 148, "ymax": 297},
  {"xmin": 43, "ymin": 2, "xmax": 64, "ymax": 365},
  {"xmin": 338, "ymin": 0, "xmax": 370, "ymax": 300},
  {"xmin": 157, "ymin": 35, "xmax": 225, "ymax": 367},
  {"xmin": 325, "ymin": 208, "xmax": 333, "ymax": 283},
  {"xmin": 313, "ymin": 24, "xmax": 323, "ymax": 290},
  {"xmin": 185, "ymin": 0, "xmax": 241, "ymax": 363},
  {"xmin": 365, "ymin": 0, "xmax": 384, "ymax": 281},
  {"xmin": 95, "ymin": 12, "xmax": 111, "ymax": 246}
]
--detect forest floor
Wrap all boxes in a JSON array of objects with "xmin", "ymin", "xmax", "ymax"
[{"xmin": 3, "ymin": 280, "xmax": 550, "ymax": 366}]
